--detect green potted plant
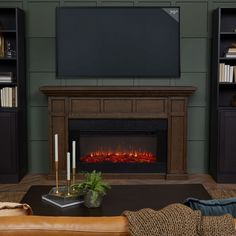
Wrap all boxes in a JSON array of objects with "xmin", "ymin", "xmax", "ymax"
[{"xmin": 72, "ymin": 170, "xmax": 111, "ymax": 208}]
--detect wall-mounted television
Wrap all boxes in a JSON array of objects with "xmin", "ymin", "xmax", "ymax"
[{"xmin": 56, "ymin": 7, "xmax": 180, "ymax": 78}]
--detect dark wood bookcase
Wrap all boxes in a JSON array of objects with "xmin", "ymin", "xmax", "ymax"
[
  {"xmin": 0, "ymin": 8, "xmax": 27, "ymax": 183},
  {"xmin": 210, "ymin": 8, "xmax": 236, "ymax": 182}
]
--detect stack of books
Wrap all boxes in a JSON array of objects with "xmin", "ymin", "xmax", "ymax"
[
  {"xmin": 219, "ymin": 63, "xmax": 236, "ymax": 82},
  {"xmin": 225, "ymin": 48, "xmax": 236, "ymax": 58},
  {"xmin": 0, "ymin": 72, "xmax": 13, "ymax": 83},
  {"xmin": 0, "ymin": 86, "xmax": 18, "ymax": 107},
  {"xmin": 42, "ymin": 194, "xmax": 83, "ymax": 208}
]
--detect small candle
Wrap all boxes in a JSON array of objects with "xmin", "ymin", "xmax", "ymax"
[
  {"xmin": 67, "ymin": 152, "xmax": 71, "ymax": 181},
  {"xmin": 72, "ymin": 141, "xmax": 76, "ymax": 168},
  {"xmin": 54, "ymin": 134, "xmax": 58, "ymax": 162}
]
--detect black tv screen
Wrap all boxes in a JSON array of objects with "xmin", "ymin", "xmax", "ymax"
[{"xmin": 56, "ymin": 7, "xmax": 180, "ymax": 77}]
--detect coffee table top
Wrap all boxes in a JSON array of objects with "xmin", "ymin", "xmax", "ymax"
[{"xmin": 21, "ymin": 184, "xmax": 211, "ymax": 216}]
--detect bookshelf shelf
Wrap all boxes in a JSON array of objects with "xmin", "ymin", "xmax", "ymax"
[
  {"xmin": 218, "ymin": 106, "xmax": 236, "ymax": 110},
  {"xmin": 0, "ymin": 57, "xmax": 16, "ymax": 60},
  {"xmin": 0, "ymin": 82, "xmax": 16, "ymax": 86},
  {"xmin": 0, "ymin": 8, "xmax": 27, "ymax": 183},
  {"xmin": 0, "ymin": 107, "xmax": 18, "ymax": 111},
  {"xmin": 219, "ymin": 82, "xmax": 236, "ymax": 85},
  {"xmin": 221, "ymin": 32, "xmax": 236, "ymax": 35},
  {"xmin": 220, "ymin": 57, "xmax": 236, "ymax": 60},
  {"xmin": 0, "ymin": 30, "xmax": 16, "ymax": 33},
  {"xmin": 210, "ymin": 7, "xmax": 236, "ymax": 183}
]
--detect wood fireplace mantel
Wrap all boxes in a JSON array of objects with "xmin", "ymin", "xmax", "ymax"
[{"xmin": 40, "ymin": 86, "xmax": 196, "ymax": 179}]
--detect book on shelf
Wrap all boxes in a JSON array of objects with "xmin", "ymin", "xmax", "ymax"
[
  {"xmin": 219, "ymin": 63, "xmax": 234, "ymax": 83},
  {"xmin": 0, "ymin": 86, "xmax": 17, "ymax": 107},
  {"xmin": 225, "ymin": 54, "xmax": 236, "ymax": 58},
  {"xmin": 228, "ymin": 48, "xmax": 236, "ymax": 53},
  {"xmin": 219, "ymin": 63, "xmax": 224, "ymax": 82},
  {"xmin": 230, "ymin": 66, "xmax": 234, "ymax": 82},
  {"xmin": 225, "ymin": 48, "xmax": 236, "ymax": 58},
  {"xmin": 234, "ymin": 66, "xmax": 236, "ymax": 83},
  {"xmin": 0, "ymin": 72, "xmax": 14, "ymax": 83},
  {"xmin": 41, "ymin": 194, "xmax": 84, "ymax": 208}
]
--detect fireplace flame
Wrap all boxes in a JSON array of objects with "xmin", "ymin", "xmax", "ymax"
[{"xmin": 81, "ymin": 151, "xmax": 156, "ymax": 163}]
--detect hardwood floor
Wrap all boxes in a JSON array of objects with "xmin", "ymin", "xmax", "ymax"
[{"xmin": 0, "ymin": 174, "xmax": 236, "ymax": 201}]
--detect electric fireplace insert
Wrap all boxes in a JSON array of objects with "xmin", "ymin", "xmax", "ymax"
[{"xmin": 69, "ymin": 119, "xmax": 167, "ymax": 173}]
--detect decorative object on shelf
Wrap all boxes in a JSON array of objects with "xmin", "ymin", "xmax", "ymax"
[
  {"xmin": 0, "ymin": 72, "xmax": 13, "ymax": 83},
  {"xmin": 231, "ymin": 95, "xmax": 236, "ymax": 107},
  {"xmin": 72, "ymin": 170, "xmax": 111, "ymax": 208},
  {"xmin": 225, "ymin": 47, "xmax": 236, "ymax": 58},
  {"xmin": 5, "ymin": 40, "xmax": 16, "ymax": 58}
]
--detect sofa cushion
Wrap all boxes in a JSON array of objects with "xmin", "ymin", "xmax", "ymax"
[
  {"xmin": 184, "ymin": 198, "xmax": 236, "ymax": 217},
  {"xmin": 0, "ymin": 216, "xmax": 130, "ymax": 236},
  {"xmin": 0, "ymin": 202, "xmax": 33, "ymax": 216}
]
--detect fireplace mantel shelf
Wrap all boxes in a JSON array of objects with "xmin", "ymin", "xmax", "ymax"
[
  {"xmin": 40, "ymin": 86, "xmax": 196, "ymax": 97},
  {"xmin": 41, "ymin": 86, "xmax": 196, "ymax": 180}
]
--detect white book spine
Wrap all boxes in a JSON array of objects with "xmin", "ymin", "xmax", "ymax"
[
  {"xmin": 224, "ymin": 64, "xmax": 227, "ymax": 82},
  {"xmin": 227, "ymin": 65, "xmax": 230, "ymax": 82},
  {"xmin": 6, "ymin": 87, "xmax": 9, "ymax": 107},
  {"xmin": 7, "ymin": 88, "xmax": 9, "ymax": 107},
  {"xmin": 2, "ymin": 88, "xmax": 5, "ymax": 107},
  {"xmin": 222, "ymin": 63, "xmax": 225, "ymax": 82},
  {"xmin": 9, "ymin": 88, "xmax": 12, "ymax": 107},
  {"xmin": 230, "ymin": 66, "xmax": 234, "ymax": 83},
  {"xmin": 0, "ymin": 89, "xmax": 2, "ymax": 107},
  {"xmin": 226, "ymin": 65, "xmax": 228, "ymax": 82},
  {"xmin": 234, "ymin": 66, "xmax": 236, "ymax": 83}
]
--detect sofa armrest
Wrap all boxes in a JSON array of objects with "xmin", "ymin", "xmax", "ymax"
[
  {"xmin": 0, "ymin": 202, "xmax": 32, "ymax": 216},
  {"xmin": 0, "ymin": 215, "xmax": 130, "ymax": 236}
]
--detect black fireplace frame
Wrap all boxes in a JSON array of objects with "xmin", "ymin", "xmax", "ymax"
[{"xmin": 69, "ymin": 119, "xmax": 167, "ymax": 173}]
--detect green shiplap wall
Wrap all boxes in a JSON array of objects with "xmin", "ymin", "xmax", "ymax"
[{"xmin": 0, "ymin": 0, "xmax": 229, "ymax": 174}]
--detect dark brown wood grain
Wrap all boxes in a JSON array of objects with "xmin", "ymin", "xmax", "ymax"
[{"xmin": 41, "ymin": 86, "xmax": 196, "ymax": 179}]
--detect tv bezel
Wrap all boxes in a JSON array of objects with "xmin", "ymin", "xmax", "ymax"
[{"xmin": 56, "ymin": 6, "xmax": 181, "ymax": 78}]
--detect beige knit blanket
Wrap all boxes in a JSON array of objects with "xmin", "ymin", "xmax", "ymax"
[{"xmin": 123, "ymin": 203, "xmax": 235, "ymax": 236}]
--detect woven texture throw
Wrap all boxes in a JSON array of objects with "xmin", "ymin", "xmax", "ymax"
[{"xmin": 123, "ymin": 203, "xmax": 235, "ymax": 236}]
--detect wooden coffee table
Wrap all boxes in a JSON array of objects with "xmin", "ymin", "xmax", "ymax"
[{"xmin": 21, "ymin": 184, "xmax": 211, "ymax": 216}]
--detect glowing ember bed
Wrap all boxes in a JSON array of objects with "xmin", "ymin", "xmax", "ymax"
[{"xmin": 81, "ymin": 151, "xmax": 156, "ymax": 163}]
